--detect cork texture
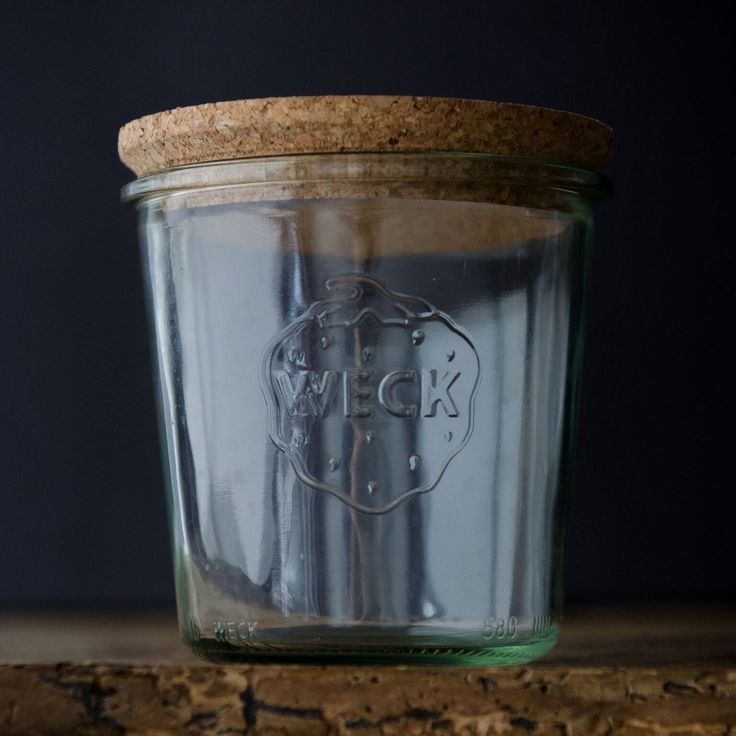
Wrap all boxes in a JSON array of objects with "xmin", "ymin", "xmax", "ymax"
[
  {"xmin": 2, "ymin": 663, "xmax": 735, "ymax": 735},
  {"xmin": 1, "ymin": 607, "xmax": 734, "ymax": 734},
  {"xmin": 118, "ymin": 96, "xmax": 613, "ymax": 177}
]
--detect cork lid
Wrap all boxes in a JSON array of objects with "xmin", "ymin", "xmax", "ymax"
[{"xmin": 118, "ymin": 96, "xmax": 612, "ymax": 178}]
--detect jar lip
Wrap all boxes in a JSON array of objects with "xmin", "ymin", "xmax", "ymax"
[{"xmin": 121, "ymin": 151, "xmax": 612, "ymax": 206}]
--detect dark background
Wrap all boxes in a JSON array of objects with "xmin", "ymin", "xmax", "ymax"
[{"xmin": 0, "ymin": 1, "xmax": 732, "ymax": 608}]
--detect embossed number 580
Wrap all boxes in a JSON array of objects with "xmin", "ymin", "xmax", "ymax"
[{"xmin": 482, "ymin": 616, "xmax": 518, "ymax": 640}]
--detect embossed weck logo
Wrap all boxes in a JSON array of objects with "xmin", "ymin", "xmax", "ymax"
[{"xmin": 261, "ymin": 275, "xmax": 480, "ymax": 513}]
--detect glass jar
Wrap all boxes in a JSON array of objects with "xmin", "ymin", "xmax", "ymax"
[{"xmin": 120, "ymin": 97, "xmax": 611, "ymax": 664}]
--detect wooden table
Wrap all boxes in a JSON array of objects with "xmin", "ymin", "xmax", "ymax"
[{"xmin": 1, "ymin": 604, "xmax": 734, "ymax": 734}]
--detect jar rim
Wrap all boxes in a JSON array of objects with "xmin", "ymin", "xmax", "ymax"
[{"xmin": 121, "ymin": 152, "xmax": 612, "ymax": 207}]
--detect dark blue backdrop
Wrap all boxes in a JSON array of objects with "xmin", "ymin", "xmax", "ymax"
[{"xmin": 0, "ymin": 1, "xmax": 732, "ymax": 606}]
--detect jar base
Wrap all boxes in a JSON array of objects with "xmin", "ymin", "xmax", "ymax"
[{"xmin": 185, "ymin": 625, "xmax": 559, "ymax": 666}]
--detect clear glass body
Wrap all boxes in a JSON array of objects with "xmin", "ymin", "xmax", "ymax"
[{"xmin": 124, "ymin": 154, "xmax": 607, "ymax": 664}]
